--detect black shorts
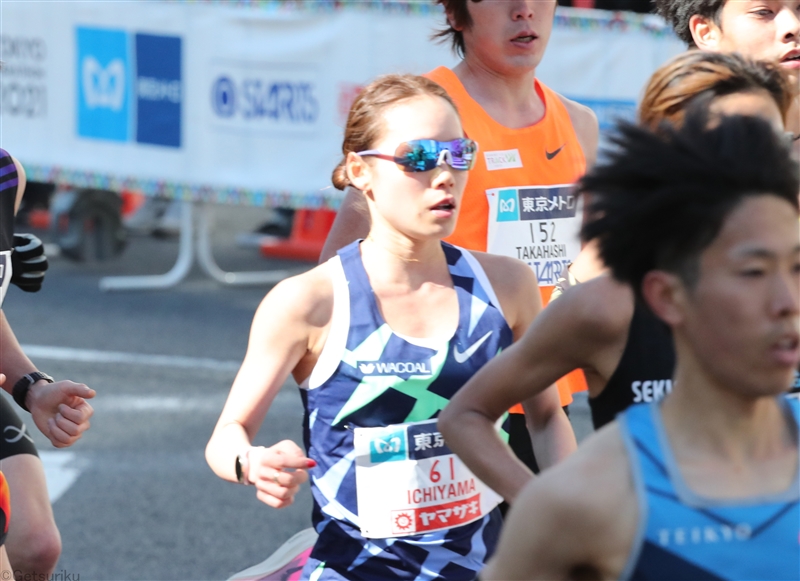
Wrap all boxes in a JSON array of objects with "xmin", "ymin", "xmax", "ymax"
[{"xmin": 0, "ymin": 395, "xmax": 38, "ymax": 459}]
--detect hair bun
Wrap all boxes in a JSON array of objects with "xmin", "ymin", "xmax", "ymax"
[{"xmin": 332, "ymin": 160, "xmax": 349, "ymax": 190}]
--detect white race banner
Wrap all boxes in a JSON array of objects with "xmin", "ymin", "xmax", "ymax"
[{"xmin": 0, "ymin": 3, "xmax": 684, "ymax": 208}]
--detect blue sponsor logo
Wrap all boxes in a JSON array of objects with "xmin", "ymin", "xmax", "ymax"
[
  {"xmin": 211, "ymin": 76, "xmax": 236, "ymax": 118},
  {"xmin": 77, "ymin": 27, "xmax": 129, "ymax": 142},
  {"xmin": 76, "ymin": 26, "xmax": 182, "ymax": 148},
  {"xmin": 135, "ymin": 33, "xmax": 181, "ymax": 147},
  {"xmin": 211, "ymin": 75, "xmax": 319, "ymax": 124},
  {"xmin": 369, "ymin": 427, "xmax": 407, "ymax": 464},
  {"xmin": 496, "ymin": 189, "xmax": 519, "ymax": 222},
  {"xmin": 518, "ymin": 186, "xmax": 578, "ymax": 221}
]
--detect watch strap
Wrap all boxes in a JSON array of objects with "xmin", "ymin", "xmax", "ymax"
[
  {"xmin": 235, "ymin": 451, "xmax": 251, "ymax": 485},
  {"xmin": 12, "ymin": 371, "xmax": 53, "ymax": 412}
]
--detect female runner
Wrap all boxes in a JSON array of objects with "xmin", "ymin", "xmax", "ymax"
[{"xmin": 206, "ymin": 74, "xmax": 572, "ymax": 581}]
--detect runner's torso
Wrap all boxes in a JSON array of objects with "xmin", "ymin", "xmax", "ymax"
[
  {"xmin": 425, "ymin": 66, "xmax": 587, "ymax": 406},
  {"xmin": 300, "ymin": 240, "xmax": 513, "ymax": 580},
  {"xmin": 618, "ymin": 398, "xmax": 800, "ymax": 581},
  {"xmin": 590, "ymin": 303, "xmax": 675, "ymax": 429},
  {"xmin": 425, "ymin": 67, "xmax": 586, "ymax": 274}
]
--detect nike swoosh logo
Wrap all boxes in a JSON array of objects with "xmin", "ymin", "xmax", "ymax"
[
  {"xmin": 453, "ymin": 331, "xmax": 493, "ymax": 364},
  {"xmin": 545, "ymin": 145, "xmax": 565, "ymax": 160}
]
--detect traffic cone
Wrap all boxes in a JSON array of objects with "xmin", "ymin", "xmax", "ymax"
[{"xmin": 259, "ymin": 208, "xmax": 336, "ymax": 262}]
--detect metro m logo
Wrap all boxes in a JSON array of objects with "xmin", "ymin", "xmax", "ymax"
[
  {"xmin": 497, "ymin": 189, "xmax": 520, "ymax": 222},
  {"xmin": 76, "ymin": 27, "xmax": 129, "ymax": 141}
]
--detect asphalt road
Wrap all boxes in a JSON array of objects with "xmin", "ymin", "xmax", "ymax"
[{"xmin": 6, "ymin": 205, "xmax": 592, "ymax": 580}]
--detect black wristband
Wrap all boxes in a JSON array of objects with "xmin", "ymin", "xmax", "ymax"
[{"xmin": 12, "ymin": 372, "xmax": 53, "ymax": 412}]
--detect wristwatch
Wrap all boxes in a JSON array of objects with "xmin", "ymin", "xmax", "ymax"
[
  {"xmin": 12, "ymin": 371, "xmax": 53, "ymax": 412},
  {"xmin": 235, "ymin": 450, "xmax": 252, "ymax": 485}
]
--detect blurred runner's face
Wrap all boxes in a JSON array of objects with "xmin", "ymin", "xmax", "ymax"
[
  {"xmin": 678, "ymin": 196, "xmax": 800, "ymax": 398},
  {"xmin": 710, "ymin": 90, "xmax": 785, "ymax": 130},
  {"xmin": 715, "ymin": 1, "xmax": 800, "ymax": 83},
  {"xmin": 364, "ymin": 96, "xmax": 468, "ymax": 240},
  {"xmin": 458, "ymin": 0, "xmax": 557, "ymax": 75}
]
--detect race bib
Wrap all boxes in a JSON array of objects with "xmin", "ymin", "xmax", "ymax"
[
  {"xmin": 354, "ymin": 419, "xmax": 502, "ymax": 539},
  {"xmin": 0, "ymin": 251, "xmax": 11, "ymax": 308},
  {"xmin": 486, "ymin": 185, "xmax": 582, "ymax": 287}
]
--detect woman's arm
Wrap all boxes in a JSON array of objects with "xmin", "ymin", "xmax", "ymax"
[{"xmin": 206, "ymin": 269, "xmax": 330, "ymax": 508}]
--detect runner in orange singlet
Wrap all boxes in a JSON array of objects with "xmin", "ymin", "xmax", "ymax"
[
  {"xmin": 425, "ymin": 66, "xmax": 591, "ymax": 418},
  {"xmin": 321, "ymin": 0, "xmax": 597, "ymax": 480}
]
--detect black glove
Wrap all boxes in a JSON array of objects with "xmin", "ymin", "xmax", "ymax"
[{"xmin": 11, "ymin": 233, "xmax": 48, "ymax": 292}]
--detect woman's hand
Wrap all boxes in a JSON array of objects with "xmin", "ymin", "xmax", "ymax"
[{"xmin": 247, "ymin": 440, "xmax": 316, "ymax": 509}]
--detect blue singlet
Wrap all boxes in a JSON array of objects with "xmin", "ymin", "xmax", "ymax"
[{"xmin": 619, "ymin": 396, "xmax": 800, "ymax": 581}]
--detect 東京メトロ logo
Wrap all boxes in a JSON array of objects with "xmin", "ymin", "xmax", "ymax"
[{"xmin": 76, "ymin": 27, "xmax": 182, "ymax": 147}]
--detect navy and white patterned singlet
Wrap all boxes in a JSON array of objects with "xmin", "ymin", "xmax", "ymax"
[{"xmin": 299, "ymin": 240, "xmax": 513, "ymax": 580}]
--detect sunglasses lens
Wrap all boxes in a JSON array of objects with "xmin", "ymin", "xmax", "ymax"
[
  {"xmin": 395, "ymin": 141, "xmax": 439, "ymax": 172},
  {"xmin": 393, "ymin": 139, "xmax": 476, "ymax": 172},
  {"xmin": 446, "ymin": 139, "xmax": 476, "ymax": 170}
]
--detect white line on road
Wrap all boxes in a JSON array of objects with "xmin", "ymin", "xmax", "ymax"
[
  {"xmin": 91, "ymin": 390, "xmax": 300, "ymax": 413},
  {"xmin": 93, "ymin": 395, "xmax": 227, "ymax": 412},
  {"xmin": 39, "ymin": 451, "xmax": 84, "ymax": 504},
  {"xmin": 21, "ymin": 345, "xmax": 241, "ymax": 372}
]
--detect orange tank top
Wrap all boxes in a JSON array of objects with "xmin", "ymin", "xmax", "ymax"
[{"xmin": 425, "ymin": 67, "xmax": 588, "ymax": 406}]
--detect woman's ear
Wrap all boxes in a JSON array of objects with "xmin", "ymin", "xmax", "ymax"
[
  {"xmin": 641, "ymin": 270, "xmax": 688, "ymax": 328},
  {"xmin": 346, "ymin": 152, "xmax": 372, "ymax": 193},
  {"xmin": 445, "ymin": 7, "xmax": 462, "ymax": 32},
  {"xmin": 689, "ymin": 14, "xmax": 723, "ymax": 52}
]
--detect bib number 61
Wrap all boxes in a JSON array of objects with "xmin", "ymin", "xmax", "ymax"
[{"xmin": 429, "ymin": 458, "xmax": 456, "ymax": 483}]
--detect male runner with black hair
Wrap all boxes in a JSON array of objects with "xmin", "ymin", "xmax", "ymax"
[
  {"xmin": 655, "ymin": 0, "xmax": 800, "ymax": 149},
  {"xmin": 483, "ymin": 112, "xmax": 800, "ymax": 580}
]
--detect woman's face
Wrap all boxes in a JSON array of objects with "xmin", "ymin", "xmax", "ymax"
[
  {"xmin": 352, "ymin": 95, "xmax": 469, "ymax": 241},
  {"xmin": 709, "ymin": 89, "xmax": 785, "ymax": 131}
]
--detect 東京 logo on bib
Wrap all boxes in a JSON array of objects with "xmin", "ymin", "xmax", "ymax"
[{"xmin": 370, "ymin": 428, "xmax": 407, "ymax": 463}]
